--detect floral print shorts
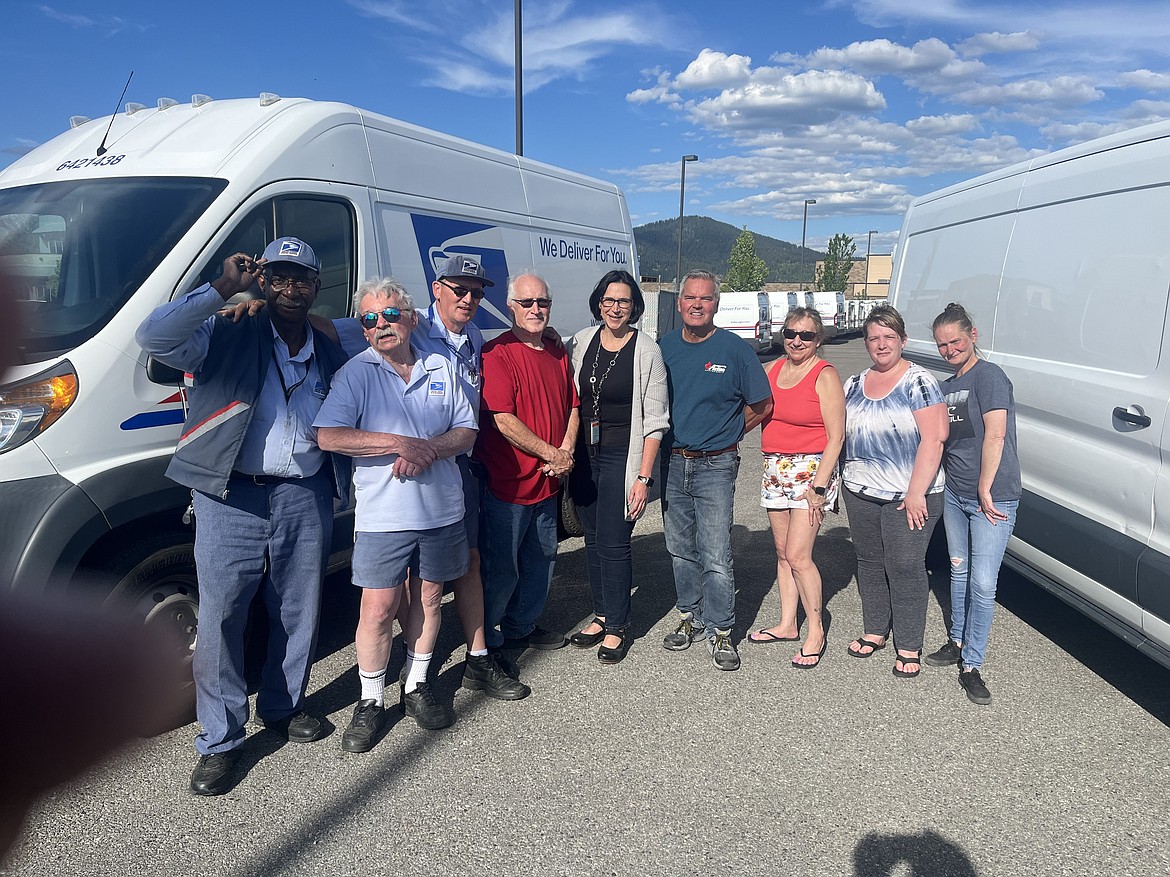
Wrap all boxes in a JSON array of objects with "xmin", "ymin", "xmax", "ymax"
[{"xmin": 760, "ymin": 452, "xmax": 839, "ymax": 511}]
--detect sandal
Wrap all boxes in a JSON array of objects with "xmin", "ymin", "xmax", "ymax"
[
  {"xmin": 748, "ymin": 628, "xmax": 801, "ymax": 644},
  {"xmin": 893, "ymin": 652, "xmax": 922, "ymax": 678},
  {"xmin": 847, "ymin": 636, "xmax": 887, "ymax": 658},
  {"xmin": 791, "ymin": 638, "xmax": 827, "ymax": 670},
  {"xmin": 570, "ymin": 617, "xmax": 605, "ymax": 648},
  {"xmin": 598, "ymin": 629, "xmax": 631, "ymax": 665}
]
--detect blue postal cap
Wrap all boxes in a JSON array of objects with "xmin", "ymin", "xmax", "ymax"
[
  {"xmin": 438, "ymin": 254, "xmax": 494, "ymax": 287},
  {"xmin": 261, "ymin": 236, "xmax": 320, "ymax": 273}
]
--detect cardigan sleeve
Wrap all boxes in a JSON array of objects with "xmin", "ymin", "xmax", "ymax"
[{"xmin": 637, "ymin": 333, "xmax": 671, "ymax": 440}]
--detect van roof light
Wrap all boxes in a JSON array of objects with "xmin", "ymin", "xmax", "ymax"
[
  {"xmin": 191, "ymin": 94, "xmax": 213, "ymax": 108},
  {"xmin": 157, "ymin": 97, "xmax": 178, "ymax": 111},
  {"xmin": 259, "ymin": 92, "xmax": 281, "ymax": 107},
  {"xmin": 70, "ymin": 115, "xmax": 91, "ymax": 129},
  {"xmin": 125, "ymin": 102, "xmax": 146, "ymax": 115}
]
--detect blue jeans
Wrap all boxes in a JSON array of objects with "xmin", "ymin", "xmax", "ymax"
[
  {"xmin": 191, "ymin": 469, "xmax": 333, "ymax": 755},
  {"xmin": 942, "ymin": 485, "xmax": 1018, "ymax": 670},
  {"xmin": 661, "ymin": 450, "xmax": 739, "ymax": 637},
  {"xmin": 480, "ymin": 491, "xmax": 559, "ymax": 648}
]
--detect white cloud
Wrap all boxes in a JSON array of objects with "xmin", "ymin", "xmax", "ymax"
[
  {"xmin": 687, "ymin": 70, "xmax": 886, "ymax": 131},
  {"xmin": 953, "ymin": 76, "xmax": 1103, "ymax": 107},
  {"xmin": 957, "ymin": 31, "xmax": 1040, "ymax": 57},
  {"xmin": 804, "ymin": 37, "xmax": 957, "ymax": 75},
  {"xmin": 905, "ymin": 114, "xmax": 979, "ymax": 135},
  {"xmin": 1116, "ymin": 69, "xmax": 1170, "ymax": 92},
  {"xmin": 675, "ymin": 49, "xmax": 753, "ymax": 90},
  {"xmin": 37, "ymin": 4, "xmax": 149, "ymax": 34}
]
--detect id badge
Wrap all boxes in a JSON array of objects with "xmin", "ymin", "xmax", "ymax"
[{"xmin": 590, "ymin": 419, "xmax": 601, "ymax": 445}]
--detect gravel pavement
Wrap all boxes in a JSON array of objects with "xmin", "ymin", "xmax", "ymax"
[{"xmin": 5, "ymin": 336, "xmax": 1168, "ymax": 877}]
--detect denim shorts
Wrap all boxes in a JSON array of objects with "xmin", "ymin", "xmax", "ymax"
[
  {"xmin": 760, "ymin": 451, "xmax": 839, "ymax": 511},
  {"xmin": 351, "ymin": 522, "xmax": 469, "ymax": 588}
]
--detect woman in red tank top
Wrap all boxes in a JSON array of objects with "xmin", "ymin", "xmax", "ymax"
[{"xmin": 747, "ymin": 307, "xmax": 845, "ymax": 668}]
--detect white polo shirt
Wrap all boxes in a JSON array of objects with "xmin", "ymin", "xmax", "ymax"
[{"xmin": 313, "ymin": 345, "xmax": 477, "ymax": 532}]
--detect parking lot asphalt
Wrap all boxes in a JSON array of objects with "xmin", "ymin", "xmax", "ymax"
[{"xmin": 4, "ymin": 336, "xmax": 1168, "ymax": 877}]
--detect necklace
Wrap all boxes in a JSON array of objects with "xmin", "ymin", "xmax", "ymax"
[{"xmin": 587, "ymin": 330, "xmax": 630, "ymax": 445}]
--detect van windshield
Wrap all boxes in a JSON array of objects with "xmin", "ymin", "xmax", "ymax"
[{"xmin": 0, "ymin": 177, "xmax": 226, "ymax": 363}]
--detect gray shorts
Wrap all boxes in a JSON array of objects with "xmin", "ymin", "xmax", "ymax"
[{"xmin": 351, "ymin": 522, "xmax": 470, "ymax": 588}]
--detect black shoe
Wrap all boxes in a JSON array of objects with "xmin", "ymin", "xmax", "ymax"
[
  {"xmin": 959, "ymin": 668, "xmax": 992, "ymax": 705},
  {"xmin": 569, "ymin": 617, "xmax": 606, "ymax": 648},
  {"xmin": 597, "ymin": 630, "xmax": 632, "ymax": 665},
  {"xmin": 402, "ymin": 682, "xmax": 456, "ymax": 730},
  {"xmin": 463, "ymin": 653, "xmax": 532, "ymax": 700},
  {"xmin": 925, "ymin": 640, "xmax": 962, "ymax": 667},
  {"xmin": 504, "ymin": 626, "xmax": 567, "ymax": 650},
  {"xmin": 189, "ymin": 751, "xmax": 239, "ymax": 797},
  {"xmin": 341, "ymin": 699, "xmax": 387, "ymax": 753},
  {"xmin": 264, "ymin": 710, "xmax": 327, "ymax": 743}
]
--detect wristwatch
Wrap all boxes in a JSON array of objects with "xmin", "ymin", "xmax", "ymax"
[
  {"xmin": 637, "ymin": 475, "xmax": 654, "ymax": 487},
  {"xmin": 812, "ymin": 485, "xmax": 827, "ymax": 496}
]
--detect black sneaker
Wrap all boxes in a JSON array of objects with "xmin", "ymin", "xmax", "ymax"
[
  {"xmin": 463, "ymin": 653, "xmax": 532, "ymax": 700},
  {"xmin": 189, "ymin": 751, "xmax": 239, "ymax": 797},
  {"xmin": 663, "ymin": 614, "xmax": 701, "ymax": 651},
  {"xmin": 402, "ymin": 682, "xmax": 456, "ymax": 730},
  {"xmin": 710, "ymin": 631, "xmax": 741, "ymax": 671},
  {"xmin": 264, "ymin": 710, "xmax": 327, "ymax": 743},
  {"xmin": 959, "ymin": 668, "xmax": 992, "ymax": 705},
  {"xmin": 526, "ymin": 626, "xmax": 567, "ymax": 650},
  {"xmin": 341, "ymin": 699, "xmax": 387, "ymax": 752},
  {"xmin": 925, "ymin": 640, "xmax": 962, "ymax": 667}
]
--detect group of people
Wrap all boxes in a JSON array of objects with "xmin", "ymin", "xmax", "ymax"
[{"xmin": 137, "ymin": 235, "xmax": 1018, "ymax": 798}]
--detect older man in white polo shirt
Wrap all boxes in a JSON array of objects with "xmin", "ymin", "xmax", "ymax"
[{"xmin": 315, "ymin": 278, "xmax": 477, "ymax": 751}]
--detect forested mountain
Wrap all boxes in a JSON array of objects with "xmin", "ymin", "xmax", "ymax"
[{"xmin": 633, "ymin": 216, "xmax": 825, "ymax": 284}]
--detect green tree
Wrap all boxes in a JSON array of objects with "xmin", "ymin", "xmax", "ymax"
[
  {"xmin": 724, "ymin": 226, "xmax": 769, "ymax": 291},
  {"xmin": 815, "ymin": 233, "xmax": 857, "ymax": 291}
]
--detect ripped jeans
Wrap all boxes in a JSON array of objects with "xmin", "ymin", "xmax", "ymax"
[{"xmin": 942, "ymin": 485, "xmax": 1018, "ymax": 670}]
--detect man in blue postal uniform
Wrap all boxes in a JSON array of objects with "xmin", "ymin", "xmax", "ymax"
[
  {"xmin": 658, "ymin": 270, "xmax": 772, "ymax": 672},
  {"xmin": 316, "ymin": 279, "xmax": 479, "ymax": 750},
  {"xmin": 136, "ymin": 236, "xmax": 349, "ymax": 796}
]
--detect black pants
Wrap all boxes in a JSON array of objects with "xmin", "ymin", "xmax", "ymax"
[{"xmin": 571, "ymin": 443, "xmax": 635, "ymax": 631}]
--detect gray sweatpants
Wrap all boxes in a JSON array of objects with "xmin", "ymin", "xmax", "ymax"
[{"xmin": 843, "ymin": 488, "xmax": 943, "ymax": 653}]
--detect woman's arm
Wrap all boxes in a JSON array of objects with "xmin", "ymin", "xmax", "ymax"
[
  {"xmin": 977, "ymin": 408, "xmax": 1010, "ymax": 523},
  {"xmin": 805, "ymin": 365, "xmax": 846, "ymax": 525},
  {"xmin": 900, "ymin": 402, "xmax": 949, "ymax": 530}
]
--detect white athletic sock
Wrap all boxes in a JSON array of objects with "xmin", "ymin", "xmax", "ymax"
[
  {"xmin": 359, "ymin": 668, "xmax": 386, "ymax": 707},
  {"xmin": 403, "ymin": 650, "xmax": 432, "ymax": 694},
  {"xmin": 469, "ymin": 647, "xmax": 489, "ymax": 658}
]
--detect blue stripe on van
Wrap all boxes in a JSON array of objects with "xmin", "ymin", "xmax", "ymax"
[{"xmin": 120, "ymin": 410, "xmax": 185, "ymax": 430}]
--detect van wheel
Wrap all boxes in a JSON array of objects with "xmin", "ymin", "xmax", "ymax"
[
  {"xmin": 558, "ymin": 486, "xmax": 584, "ymax": 539},
  {"xmin": 99, "ymin": 538, "xmax": 199, "ymax": 727}
]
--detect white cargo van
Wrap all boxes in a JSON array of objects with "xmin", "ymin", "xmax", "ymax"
[
  {"xmin": 0, "ymin": 95, "xmax": 636, "ymax": 644},
  {"xmin": 802, "ymin": 290, "xmax": 844, "ymax": 341},
  {"xmin": 713, "ymin": 290, "xmax": 771, "ymax": 353},
  {"xmin": 889, "ymin": 120, "xmax": 1170, "ymax": 669}
]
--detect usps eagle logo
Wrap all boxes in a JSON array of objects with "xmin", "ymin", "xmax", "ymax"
[
  {"xmin": 278, "ymin": 241, "xmax": 302, "ymax": 258},
  {"xmin": 462, "ymin": 258, "xmax": 480, "ymax": 273}
]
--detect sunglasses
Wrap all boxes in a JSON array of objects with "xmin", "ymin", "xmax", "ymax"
[
  {"xmin": 359, "ymin": 308, "xmax": 405, "ymax": 329},
  {"xmin": 783, "ymin": 328, "xmax": 818, "ymax": 341},
  {"xmin": 512, "ymin": 297, "xmax": 552, "ymax": 309},
  {"xmin": 438, "ymin": 279, "xmax": 486, "ymax": 301}
]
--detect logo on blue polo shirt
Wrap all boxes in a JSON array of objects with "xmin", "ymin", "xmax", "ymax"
[{"xmin": 429, "ymin": 381, "xmax": 446, "ymax": 396}]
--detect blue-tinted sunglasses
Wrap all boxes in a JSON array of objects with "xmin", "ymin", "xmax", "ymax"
[{"xmin": 359, "ymin": 308, "xmax": 404, "ymax": 329}]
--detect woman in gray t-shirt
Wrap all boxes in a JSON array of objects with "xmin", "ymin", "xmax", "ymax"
[{"xmin": 924, "ymin": 303, "xmax": 1021, "ymax": 706}]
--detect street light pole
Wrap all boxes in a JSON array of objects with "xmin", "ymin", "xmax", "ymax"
[
  {"xmin": 675, "ymin": 154, "xmax": 698, "ymax": 291},
  {"xmin": 800, "ymin": 198, "xmax": 816, "ymax": 291},
  {"xmin": 866, "ymin": 229, "xmax": 877, "ymax": 298},
  {"xmin": 514, "ymin": 0, "xmax": 523, "ymax": 156}
]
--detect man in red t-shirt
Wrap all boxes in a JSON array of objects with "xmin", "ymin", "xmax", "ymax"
[{"xmin": 476, "ymin": 272, "xmax": 579, "ymax": 660}]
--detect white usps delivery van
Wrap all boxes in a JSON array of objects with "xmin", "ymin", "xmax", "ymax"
[
  {"xmin": 0, "ymin": 95, "xmax": 637, "ymax": 649},
  {"xmin": 889, "ymin": 119, "xmax": 1170, "ymax": 669},
  {"xmin": 713, "ymin": 290, "xmax": 772, "ymax": 353}
]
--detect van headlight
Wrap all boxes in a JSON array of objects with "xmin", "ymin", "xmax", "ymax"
[{"xmin": 0, "ymin": 361, "xmax": 79, "ymax": 453}]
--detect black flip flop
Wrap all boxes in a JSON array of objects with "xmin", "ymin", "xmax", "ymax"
[
  {"xmin": 893, "ymin": 653, "xmax": 922, "ymax": 678},
  {"xmin": 847, "ymin": 636, "xmax": 887, "ymax": 658},
  {"xmin": 748, "ymin": 628, "xmax": 801, "ymax": 644}
]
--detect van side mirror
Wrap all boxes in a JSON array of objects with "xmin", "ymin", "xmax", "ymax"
[{"xmin": 146, "ymin": 356, "xmax": 185, "ymax": 385}]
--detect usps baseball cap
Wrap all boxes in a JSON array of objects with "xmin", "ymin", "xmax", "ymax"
[
  {"xmin": 438, "ymin": 254, "xmax": 494, "ymax": 287},
  {"xmin": 261, "ymin": 236, "xmax": 321, "ymax": 273}
]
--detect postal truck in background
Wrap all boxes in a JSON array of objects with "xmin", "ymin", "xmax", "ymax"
[
  {"xmin": 0, "ymin": 95, "xmax": 637, "ymax": 656},
  {"xmin": 889, "ymin": 119, "xmax": 1170, "ymax": 669}
]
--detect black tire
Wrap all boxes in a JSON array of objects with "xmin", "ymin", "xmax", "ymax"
[{"xmin": 558, "ymin": 484, "xmax": 583, "ymax": 540}]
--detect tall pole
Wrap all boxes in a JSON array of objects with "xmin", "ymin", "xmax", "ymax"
[
  {"xmin": 800, "ymin": 198, "xmax": 816, "ymax": 291},
  {"xmin": 866, "ymin": 229, "xmax": 877, "ymax": 298},
  {"xmin": 675, "ymin": 154, "xmax": 698, "ymax": 291},
  {"xmin": 514, "ymin": 0, "xmax": 523, "ymax": 156}
]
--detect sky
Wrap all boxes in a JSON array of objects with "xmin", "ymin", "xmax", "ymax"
[{"xmin": 5, "ymin": 0, "xmax": 1170, "ymax": 256}]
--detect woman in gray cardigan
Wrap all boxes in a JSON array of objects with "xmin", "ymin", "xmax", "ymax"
[{"xmin": 567, "ymin": 270, "xmax": 670, "ymax": 664}]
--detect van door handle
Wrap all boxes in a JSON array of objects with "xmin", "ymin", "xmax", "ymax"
[{"xmin": 1112, "ymin": 407, "xmax": 1152, "ymax": 428}]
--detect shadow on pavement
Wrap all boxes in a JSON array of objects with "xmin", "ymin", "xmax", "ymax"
[{"xmin": 853, "ymin": 829, "xmax": 978, "ymax": 876}]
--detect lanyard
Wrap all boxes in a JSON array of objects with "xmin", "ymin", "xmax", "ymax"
[{"xmin": 272, "ymin": 350, "xmax": 311, "ymax": 404}]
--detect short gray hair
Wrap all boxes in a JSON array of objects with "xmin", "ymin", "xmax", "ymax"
[
  {"xmin": 681, "ymin": 269, "xmax": 720, "ymax": 303},
  {"xmin": 352, "ymin": 277, "xmax": 413, "ymax": 314},
  {"xmin": 505, "ymin": 270, "xmax": 550, "ymax": 304}
]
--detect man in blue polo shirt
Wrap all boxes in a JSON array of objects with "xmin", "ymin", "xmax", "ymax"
[
  {"xmin": 315, "ymin": 278, "xmax": 477, "ymax": 751},
  {"xmin": 658, "ymin": 270, "xmax": 772, "ymax": 671}
]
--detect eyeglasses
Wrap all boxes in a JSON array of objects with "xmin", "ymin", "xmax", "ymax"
[
  {"xmin": 438, "ymin": 279, "xmax": 486, "ymax": 301},
  {"xmin": 512, "ymin": 297, "xmax": 552, "ymax": 309},
  {"xmin": 783, "ymin": 328, "xmax": 818, "ymax": 341},
  {"xmin": 600, "ymin": 297, "xmax": 633, "ymax": 310},
  {"xmin": 359, "ymin": 307, "xmax": 407, "ymax": 329},
  {"xmin": 267, "ymin": 275, "xmax": 316, "ymax": 294}
]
